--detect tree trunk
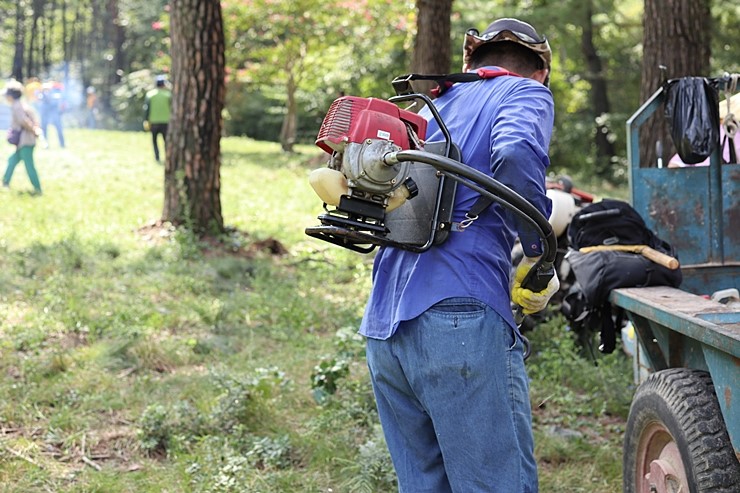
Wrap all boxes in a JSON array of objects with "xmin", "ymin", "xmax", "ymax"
[
  {"xmin": 26, "ymin": 0, "xmax": 44, "ymax": 78},
  {"xmin": 410, "ymin": 0, "xmax": 454, "ymax": 95},
  {"xmin": 163, "ymin": 0, "xmax": 226, "ymax": 235},
  {"xmin": 42, "ymin": 0, "xmax": 56, "ymax": 73},
  {"xmin": 12, "ymin": 0, "xmax": 25, "ymax": 81},
  {"xmin": 104, "ymin": 0, "xmax": 125, "ymax": 88},
  {"xmin": 280, "ymin": 71, "xmax": 297, "ymax": 153},
  {"xmin": 581, "ymin": 0, "xmax": 616, "ymax": 178},
  {"xmin": 639, "ymin": 0, "xmax": 710, "ymax": 168}
]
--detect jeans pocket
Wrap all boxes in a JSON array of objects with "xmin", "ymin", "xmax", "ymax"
[
  {"xmin": 427, "ymin": 297, "xmax": 486, "ymax": 314},
  {"xmin": 508, "ymin": 327, "xmax": 520, "ymax": 351}
]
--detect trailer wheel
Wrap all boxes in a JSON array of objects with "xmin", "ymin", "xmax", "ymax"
[{"xmin": 623, "ymin": 368, "xmax": 740, "ymax": 493}]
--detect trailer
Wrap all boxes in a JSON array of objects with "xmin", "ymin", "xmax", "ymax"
[{"xmin": 612, "ymin": 75, "xmax": 740, "ymax": 492}]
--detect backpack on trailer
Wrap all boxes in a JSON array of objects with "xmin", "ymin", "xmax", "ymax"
[{"xmin": 561, "ymin": 199, "xmax": 682, "ymax": 353}]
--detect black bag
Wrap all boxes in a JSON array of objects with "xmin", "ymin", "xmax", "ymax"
[
  {"xmin": 568, "ymin": 198, "xmax": 669, "ymax": 251},
  {"xmin": 665, "ymin": 77, "xmax": 720, "ymax": 165},
  {"xmin": 562, "ymin": 200, "xmax": 682, "ymax": 353},
  {"xmin": 6, "ymin": 127, "xmax": 21, "ymax": 146}
]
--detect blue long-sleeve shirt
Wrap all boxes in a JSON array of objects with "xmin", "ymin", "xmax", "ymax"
[{"xmin": 359, "ymin": 68, "xmax": 554, "ymax": 339}]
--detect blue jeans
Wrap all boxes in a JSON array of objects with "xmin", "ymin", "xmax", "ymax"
[{"xmin": 366, "ymin": 298, "xmax": 537, "ymax": 493}]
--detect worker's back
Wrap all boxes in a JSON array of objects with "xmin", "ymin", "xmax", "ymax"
[{"xmin": 146, "ymin": 88, "xmax": 171, "ymax": 124}]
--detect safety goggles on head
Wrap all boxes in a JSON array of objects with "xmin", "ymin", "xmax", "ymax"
[{"xmin": 463, "ymin": 27, "xmax": 552, "ymax": 69}]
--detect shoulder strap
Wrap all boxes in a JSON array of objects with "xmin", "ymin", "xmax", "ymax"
[
  {"xmin": 392, "ymin": 68, "xmax": 522, "ymax": 98},
  {"xmin": 391, "ymin": 69, "xmax": 524, "ymax": 231}
]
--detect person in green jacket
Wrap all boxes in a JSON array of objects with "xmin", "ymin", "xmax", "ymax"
[{"xmin": 144, "ymin": 75, "xmax": 172, "ymax": 163}]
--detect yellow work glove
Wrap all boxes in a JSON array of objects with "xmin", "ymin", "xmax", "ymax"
[
  {"xmin": 511, "ymin": 256, "xmax": 560, "ymax": 314},
  {"xmin": 143, "ymin": 121, "xmax": 151, "ymax": 131}
]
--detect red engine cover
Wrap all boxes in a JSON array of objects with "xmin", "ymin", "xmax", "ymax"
[{"xmin": 316, "ymin": 96, "xmax": 427, "ymax": 154}]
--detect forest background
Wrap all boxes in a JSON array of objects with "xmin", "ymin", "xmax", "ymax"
[{"xmin": 2, "ymin": 0, "xmax": 738, "ymax": 186}]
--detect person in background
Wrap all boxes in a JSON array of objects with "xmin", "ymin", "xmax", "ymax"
[
  {"xmin": 86, "ymin": 86, "xmax": 99, "ymax": 129},
  {"xmin": 24, "ymin": 77, "xmax": 43, "ymax": 114},
  {"xmin": 3, "ymin": 80, "xmax": 42, "ymax": 195},
  {"xmin": 360, "ymin": 18, "xmax": 558, "ymax": 492},
  {"xmin": 39, "ymin": 81, "xmax": 66, "ymax": 148},
  {"xmin": 143, "ymin": 75, "xmax": 172, "ymax": 163}
]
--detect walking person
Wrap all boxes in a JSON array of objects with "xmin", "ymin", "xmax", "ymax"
[
  {"xmin": 3, "ymin": 80, "xmax": 43, "ymax": 195},
  {"xmin": 143, "ymin": 75, "xmax": 172, "ymax": 163},
  {"xmin": 360, "ymin": 18, "xmax": 559, "ymax": 492},
  {"xmin": 86, "ymin": 86, "xmax": 99, "ymax": 129},
  {"xmin": 39, "ymin": 81, "xmax": 66, "ymax": 148}
]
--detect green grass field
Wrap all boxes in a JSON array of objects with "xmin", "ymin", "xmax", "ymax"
[{"xmin": 0, "ymin": 129, "xmax": 633, "ymax": 492}]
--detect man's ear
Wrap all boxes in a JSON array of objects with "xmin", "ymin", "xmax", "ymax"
[{"xmin": 530, "ymin": 68, "xmax": 549, "ymax": 85}]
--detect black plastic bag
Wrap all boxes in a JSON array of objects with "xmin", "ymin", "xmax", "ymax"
[{"xmin": 664, "ymin": 77, "xmax": 720, "ymax": 165}]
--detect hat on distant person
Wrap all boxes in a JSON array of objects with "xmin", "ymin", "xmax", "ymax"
[{"xmin": 2, "ymin": 80, "xmax": 24, "ymax": 99}]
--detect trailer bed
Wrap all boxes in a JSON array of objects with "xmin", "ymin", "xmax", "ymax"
[
  {"xmin": 611, "ymin": 286, "xmax": 740, "ymax": 358},
  {"xmin": 610, "ymin": 286, "xmax": 740, "ymax": 456}
]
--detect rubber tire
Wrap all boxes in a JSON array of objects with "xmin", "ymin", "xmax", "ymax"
[{"xmin": 623, "ymin": 368, "xmax": 740, "ymax": 493}]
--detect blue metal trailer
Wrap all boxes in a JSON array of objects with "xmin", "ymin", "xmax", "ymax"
[{"xmin": 611, "ymin": 75, "xmax": 740, "ymax": 493}]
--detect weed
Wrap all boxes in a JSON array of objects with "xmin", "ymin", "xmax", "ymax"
[
  {"xmin": 137, "ymin": 404, "xmax": 171, "ymax": 455},
  {"xmin": 310, "ymin": 357, "xmax": 350, "ymax": 404},
  {"xmin": 336, "ymin": 424, "xmax": 397, "ymax": 493}
]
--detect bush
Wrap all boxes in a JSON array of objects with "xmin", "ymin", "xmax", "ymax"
[{"xmin": 111, "ymin": 69, "xmax": 158, "ymax": 131}]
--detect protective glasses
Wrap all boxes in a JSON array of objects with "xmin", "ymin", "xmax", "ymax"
[{"xmin": 466, "ymin": 28, "xmax": 546, "ymax": 45}]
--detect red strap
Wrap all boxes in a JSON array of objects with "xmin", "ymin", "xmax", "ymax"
[
  {"xmin": 475, "ymin": 68, "xmax": 522, "ymax": 79},
  {"xmin": 430, "ymin": 69, "xmax": 523, "ymax": 97}
]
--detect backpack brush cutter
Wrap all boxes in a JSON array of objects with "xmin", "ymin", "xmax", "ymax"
[{"xmin": 305, "ymin": 76, "xmax": 558, "ymax": 335}]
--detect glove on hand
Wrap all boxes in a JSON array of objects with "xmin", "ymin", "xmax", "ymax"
[
  {"xmin": 143, "ymin": 121, "xmax": 151, "ymax": 132},
  {"xmin": 511, "ymin": 256, "xmax": 560, "ymax": 314}
]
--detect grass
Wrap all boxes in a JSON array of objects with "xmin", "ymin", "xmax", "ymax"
[{"xmin": 0, "ymin": 129, "xmax": 634, "ymax": 492}]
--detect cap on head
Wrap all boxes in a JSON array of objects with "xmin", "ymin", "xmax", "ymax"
[
  {"xmin": 3, "ymin": 80, "xmax": 24, "ymax": 99},
  {"xmin": 156, "ymin": 75, "xmax": 167, "ymax": 87},
  {"xmin": 463, "ymin": 18, "xmax": 551, "ymax": 70}
]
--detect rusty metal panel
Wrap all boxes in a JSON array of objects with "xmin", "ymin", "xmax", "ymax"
[
  {"xmin": 632, "ymin": 167, "xmax": 713, "ymax": 266},
  {"xmin": 680, "ymin": 265, "xmax": 740, "ymax": 298},
  {"xmin": 722, "ymin": 165, "xmax": 740, "ymax": 262}
]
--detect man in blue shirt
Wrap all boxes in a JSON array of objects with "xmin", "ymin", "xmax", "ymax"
[{"xmin": 361, "ymin": 18, "xmax": 559, "ymax": 492}]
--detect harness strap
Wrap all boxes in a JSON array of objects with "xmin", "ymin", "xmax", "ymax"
[
  {"xmin": 392, "ymin": 69, "xmax": 522, "ymax": 98},
  {"xmin": 392, "ymin": 69, "xmax": 524, "ymax": 231}
]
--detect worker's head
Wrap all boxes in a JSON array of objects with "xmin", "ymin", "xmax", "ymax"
[
  {"xmin": 156, "ymin": 75, "xmax": 167, "ymax": 88},
  {"xmin": 463, "ymin": 18, "xmax": 551, "ymax": 85},
  {"xmin": 3, "ymin": 80, "xmax": 24, "ymax": 101}
]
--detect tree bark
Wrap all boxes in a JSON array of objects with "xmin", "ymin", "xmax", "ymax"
[
  {"xmin": 639, "ymin": 0, "xmax": 711, "ymax": 167},
  {"xmin": 163, "ymin": 0, "xmax": 226, "ymax": 235},
  {"xmin": 410, "ymin": 0, "xmax": 454, "ymax": 95}
]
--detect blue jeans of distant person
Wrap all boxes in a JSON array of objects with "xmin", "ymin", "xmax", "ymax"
[
  {"xmin": 41, "ymin": 111, "xmax": 65, "ymax": 148},
  {"xmin": 366, "ymin": 298, "xmax": 538, "ymax": 493}
]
